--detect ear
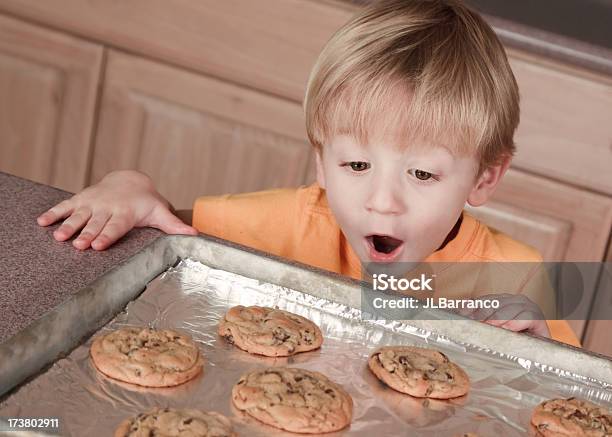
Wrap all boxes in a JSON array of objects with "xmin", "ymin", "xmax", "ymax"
[
  {"xmin": 467, "ymin": 154, "xmax": 512, "ymax": 207},
  {"xmin": 315, "ymin": 148, "xmax": 326, "ymax": 189}
]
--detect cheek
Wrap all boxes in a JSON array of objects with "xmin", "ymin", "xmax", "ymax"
[
  {"xmin": 407, "ymin": 187, "xmax": 466, "ymax": 230},
  {"xmin": 327, "ymin": 187, "xmax": 356, "ymax": 224},
  {"xmin": 324, "ymin": 176, "xmax": 364, "ymax": 226}
]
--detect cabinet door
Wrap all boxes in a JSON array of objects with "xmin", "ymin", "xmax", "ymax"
[
  {"xmin": 487, "ymin": 169, "xmax": 612, "ymax": 262},
  {"xmin": 508, "ymin": 50, "xmax": 612, "ymax": 195},
  {"xmin": 90, "ymin": 51, "xmax": 312, "ymax": 209},
  {"xmin": 0, "ymin": 14, "xmax": 102, "ymax": 192}
]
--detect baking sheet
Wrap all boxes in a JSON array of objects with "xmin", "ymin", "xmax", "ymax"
[{"xmin": 1, "ymin": 259, "xmax": 610, "ymax": 436}]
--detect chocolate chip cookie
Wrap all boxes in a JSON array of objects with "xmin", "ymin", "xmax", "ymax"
[
  {"xmin": 90, "ymin": 327, "xmax": 203, "ymax": 387},
  {"xmin": 231, "ymin": 367, "xmax": 353, "ymax": 433},
  {"xmin": 114, "ymin": 408, "xmax": 235, "ymax": 437},
  {"xmin": 218, "ymin": 306, "xmax": 323, "ymax": 357},
  {"xmin": 368, "ymin": 346, "xmax": 469, "ymax": 399},
  {"xmin": 531, "ymin": 397, "xmax": 611, "ymax": 436}
]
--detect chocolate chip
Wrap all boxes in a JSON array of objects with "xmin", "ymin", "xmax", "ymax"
[
  {"xmin": 272, "ymin": 328, "xmax": 290, "ymax": 343},
  {"xmin": 183, "ymin": 418, "xmax": 193, "ymax": 425},
  {"xmin": 573, "ymin": 410, "xmax": 586, "ymax": 419},
  {"xmin": 324, "ymin": 388, "xmax": 336, "ymax": 398}
]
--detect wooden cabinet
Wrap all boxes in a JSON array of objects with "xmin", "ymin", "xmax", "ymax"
[
  {"xmin": 0, "ymin": 0, "xmax": 353, "ymax": 103},
  {"xmin": 90, "ymin": 51, "xmax": 312, "ymax": 209},
  {"xmin": 0, "ymin": 14, "xmax": 102, "ymax": 192},
  {"xmin": 508, "ymin": 51, "xmax": 612, "ymax": 196}
]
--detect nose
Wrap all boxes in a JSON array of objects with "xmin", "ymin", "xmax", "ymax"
[{"xmin": 364, "ymin": 176, "xmax": 405, "ymax": 215}]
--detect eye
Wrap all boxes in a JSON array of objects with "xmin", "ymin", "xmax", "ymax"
[
  {"xmin": 408, "ymin": 169, "xmax": 437, "ymax": 181},
  {"xmin": 342, "ymin": 161, "xmax": 371, "ymax": 172},
  {"xmin": 414, "ymin": 169, "xmax": 432, "ymax": 180}
]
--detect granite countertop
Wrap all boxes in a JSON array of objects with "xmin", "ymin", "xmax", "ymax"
[{"xmin": 0, "ymin": 172, "xmax": 162, "ymax": 343}]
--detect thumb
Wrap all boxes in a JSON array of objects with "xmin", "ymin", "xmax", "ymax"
[{"xmin": 149, "ymin": 206, "xmax": 199, "ymax": 235}]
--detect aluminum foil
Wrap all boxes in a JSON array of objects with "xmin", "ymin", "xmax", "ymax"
[{"xmin": 1, "ymin": 259, "xmax": 610, "ymax": 437}]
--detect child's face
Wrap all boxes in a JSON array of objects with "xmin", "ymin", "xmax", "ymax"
[{"xmin": 316, "ymin": 134, "xmax": 497, "ymax": 264}]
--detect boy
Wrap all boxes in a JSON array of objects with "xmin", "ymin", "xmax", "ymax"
[{"xmin": 36, "ymin": 0, "xmax": 578, "ymax": 345}]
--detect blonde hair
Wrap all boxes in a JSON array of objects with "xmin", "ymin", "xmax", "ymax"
[{"xmin": 304, "ymin": 0, "xmax": 520, "ymax": 174}]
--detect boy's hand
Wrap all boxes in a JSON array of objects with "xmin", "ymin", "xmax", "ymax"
[
  {"xmin": 457, "ymin": 293, "xmax": 551, "ymax": 338},
  {"xmin": 37, "ymin": 170, "xmax": 198, "ymax": 250}
]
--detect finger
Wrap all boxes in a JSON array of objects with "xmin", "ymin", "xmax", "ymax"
[
  {"xmin": 53, "ymin": 207, "xmax": 92, "ymax": 241},
  {"xmin": 501, "ymin": 320, "xmax": 550, "ymax": 338},
  {"xmin": 90, "ymin": 215, "xmax": 133, "ymax": 251},
  {"xmin": 73, "ymin": 211, "xmax": 112, "ymax": 250},
  {"xmin": 464, "ymin": 305, "xmax": 500, "ymax": 322},
  {"xmin": 490, "ymin": 313, "xmax": 550, "ymax": 337},
  {"xmin": 484, "ymin": 304, "xmax": 526, "ymax": 324},
  {"xmin": 486, "ymin": 318, "xmax": 532, "ymax": 332},
  {"xmin": 531, "ymin": 320, "xmax": 551, "ymax": 338},
  {"xmin": 150, "ymin": 206, "xmax": 198, "ymax": 235},
  {"xmin": 508, "ymin": 313, "xmax": 550, "ymax": 337},
  {"xmin": 37, "ymin": 200, "xmax": 73, "ymax": 226}
]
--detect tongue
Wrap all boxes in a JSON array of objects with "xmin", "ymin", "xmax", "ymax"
[{"xmin": 372, "ymin": 235, "xmax": 403, "ymax": 254}]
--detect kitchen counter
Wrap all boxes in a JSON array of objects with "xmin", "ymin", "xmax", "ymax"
[{"xmin": 0, "ymin": 172, "xmax": 162, "ymax": 343}]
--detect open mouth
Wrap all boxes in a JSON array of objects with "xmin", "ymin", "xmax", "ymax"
[{"xmin": 366, "ymin": 235, "xmax": 404, "ymax": 258}]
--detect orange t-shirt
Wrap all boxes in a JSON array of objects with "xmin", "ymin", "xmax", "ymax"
[{"xmin": 193, "ymin": 183, "xmax": 580, "ymax": 347}]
